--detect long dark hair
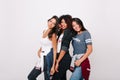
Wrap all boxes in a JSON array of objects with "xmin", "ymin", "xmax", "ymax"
[
  {"xmin": 72, "ymin": 18, "xmax": 86, "ymax": 31},
  {"xmin": 48, "ymin": 15, "xmax": 58, "ymax": 38},
  {"xmin": 58, "ymin": 14, "xmax": 72, "ymax": 30}
]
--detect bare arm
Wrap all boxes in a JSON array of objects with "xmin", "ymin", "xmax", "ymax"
[
  {"xmin": 50, "ymin": 33, "xmax": 57, "ymax": 75},
  {"xmin": 56, "ymin": 50, "xmax": 66, "ymax": 63},
  {"xmin": 51, "ymin": 33, "xmax": 57, "ymax": 67},
  {"xmin": 38, "ymin": 47, "xmax": 42, "ymax": 57}
]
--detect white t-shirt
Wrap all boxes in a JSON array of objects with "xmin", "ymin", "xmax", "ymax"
[
  {"xmin": 57, "ymin": 33, "xmax": 63, "ymax": 53},
  {"xmin": 35, "ymin": 29, "xmax": 52, "ymax": 71},
  {"xmin": 39, "ymin": 30, "xmax": 52, "ymax": 55}
]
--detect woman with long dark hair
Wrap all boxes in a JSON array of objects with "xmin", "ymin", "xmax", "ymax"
[
  {"xmin": 52, "ymin": 15, "xmax": 74, "ymax": 80},
  {"xmin": 28, "ymin": 15, "xmax": 58, "ymax": 80},
  {"xmin": 70, "ymin": 18, "xmax": 93, "ymax": 80}
]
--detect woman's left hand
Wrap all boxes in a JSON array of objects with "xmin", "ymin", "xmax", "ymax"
[{"xmin": 74, "ymin": 60, "xmax": 82, "ymax": 67}]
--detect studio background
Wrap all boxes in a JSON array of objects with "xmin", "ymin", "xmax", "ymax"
[{"xmin": 0, "ymin": 0, "xmax": 120, "ymax": 80}]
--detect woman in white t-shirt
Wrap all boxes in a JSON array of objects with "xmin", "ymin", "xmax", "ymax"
[{"xmin": 28, "ymin": 16, "xmax": 58, "ymax": 80}]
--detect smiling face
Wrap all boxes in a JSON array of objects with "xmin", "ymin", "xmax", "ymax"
[
  {"xmin": 48, "ymin": 18, "xmax": 57, "ymax": 29},
  {"xmin": 72, "ymin": 21, "xmax": 81, "ymax": 32},
  {"xmin": 60, "ymin": 19, "xmax": 67, "ymax": 30}
]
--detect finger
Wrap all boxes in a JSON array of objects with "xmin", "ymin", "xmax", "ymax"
[
  {"xmin": 55, "ymin": 67, "xmax": 58, "ymax": 72},
  {"xmin": 51, "ymin": 71, "xmax": 55, "ymax": 75},
  {"xmin": 55, "ymin": 68, "xmax": 57, "ymax": 72},
  {"xmin": 50, "ymin": 72, "xmax": 53, "ymax": 75},
  {"xmin": 74, "ymin": 62, "xmax": 76, "ymax": 65},
  {"xmin": 56, "ymin": 67, "xmax": 59, "ymax": 72},
  {"xmin": 56, "ymin": 69, "xmax": 59, "ymax": 72}
]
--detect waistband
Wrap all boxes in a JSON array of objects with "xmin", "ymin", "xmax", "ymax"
[{"xmin": 73, "ymin": 53, "xmax": 84, "ymax": 55}]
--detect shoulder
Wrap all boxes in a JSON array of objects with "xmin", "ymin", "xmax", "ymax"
[
  {"xmin": 51, "ymin": 33, "xmax": 57, "ymax": 38},
  {"xmin": 52, "ymin": 33, "xmax": 57, "ymax": 36},
  {"xmin": 64, "ymin": 28, "xmax": 71, "ymax": 34},
  {"xmin": 83, "ymin": 30, "xmax": 91, "ymax": 35},
  {"xmin": 64, "ymin": 28, "xmax": 73, "ymax": 36},
  {"xmin": 83, "ymin": 30, "xmax": 92, "ymax": 39}
]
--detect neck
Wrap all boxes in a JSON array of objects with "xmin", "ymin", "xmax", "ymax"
[{"xmin": 77, "ymin": 31, "xmax": 82, "ymax": 34}]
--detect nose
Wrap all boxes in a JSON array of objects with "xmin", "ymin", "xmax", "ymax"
[
  {"xmin": 73, "ymin": 26, "xmax": 76, "ymax": 29},
  {"xmin": 50, "ymin": 22, "xmax": 53, "ymax": 26}
]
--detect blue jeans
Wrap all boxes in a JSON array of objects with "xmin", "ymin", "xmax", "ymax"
[
  {"xmin": 70, "ymin": 67, "xmax": 83, "ymax": 80},
  {"xmin": 45, "ymin": 48, "xmax": 53, "ymax": 79}
]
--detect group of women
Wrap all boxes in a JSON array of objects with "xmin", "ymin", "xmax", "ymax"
[{"xmin": 28, "ymin": 14, "xmax": 93, "ymax": 80}]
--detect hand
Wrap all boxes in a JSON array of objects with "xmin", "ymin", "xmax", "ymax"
[
  {"xmin": 55, "ymin": 62, "xmax": 59, "ymax": 72},
  {"xmin": 50, "ymin": 66, "xmax": 55, "ymax": 75},
  {"xmin": 74, "ymin": 60, "xmax": 82, "ymax": 67}
]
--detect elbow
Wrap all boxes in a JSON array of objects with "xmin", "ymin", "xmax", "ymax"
[
  {"xmin": 61, "ymin": 46, "xmax": 68, "ymax": 52},
  {"xmin": 87, "ymin": 46, "xmax": 93, "ymax": 55},
  {"xmin": 89, "ymin": 47, "xmax": 93, "ymax": 54}
]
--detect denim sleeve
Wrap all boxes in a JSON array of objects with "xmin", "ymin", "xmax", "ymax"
[{"xmin": 61, "ymin": 29, "xmax": 73, "ymax": 52}]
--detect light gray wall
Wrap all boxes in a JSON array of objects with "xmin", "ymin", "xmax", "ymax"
[{"xmin": 0, "ymin": 0, "xmax": 120, "ymax": 80}]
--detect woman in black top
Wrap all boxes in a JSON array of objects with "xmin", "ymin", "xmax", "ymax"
[{"xmin": 52, "ymin": 15, "xmax": 74, "ymax": 80}]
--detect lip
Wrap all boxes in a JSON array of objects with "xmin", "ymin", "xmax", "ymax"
[{"xmin": 61, "ymin": 25, "xmax": 65, "ymax": 28}]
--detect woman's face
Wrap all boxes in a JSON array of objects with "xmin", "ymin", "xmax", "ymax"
[
  {"xmin": 72, "ymin": 21, "xmax": 81, "ymax": 32},
  {"xmin": 48, "ymin": 18, "xmax": 56, "ymax": 29},
  {"xmin": 60, "ymin": 19, "xmax": 67, "ymax": 30}
]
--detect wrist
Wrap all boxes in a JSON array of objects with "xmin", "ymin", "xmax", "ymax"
[
  {"xmin": 51, "ymin": 65, "xmax": 55, "ymax": 69},
  {"xmin": 56, "ymin": 60, "xmax": 60, "ymax": 64},
  {"xmin": 52, "ymin": 64, "xmax": 55, "ymax": 67},
  {"xmin": 79, "ymin": 59, "xmax": 82, "ymax": 63},
  {"xmin": 48, "ymin": 28, "xmax": 52, "ymax": 30}
]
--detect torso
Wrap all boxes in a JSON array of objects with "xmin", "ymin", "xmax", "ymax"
[
  {"xmin": 40, "ymin": 30, "xmax": 52, "ymax": 55},
  {"xmin": 72, "ymin": 31, "xmax": 91, "ymax": 55}
]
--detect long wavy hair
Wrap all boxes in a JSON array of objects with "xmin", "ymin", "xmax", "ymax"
[
  {"xmin": 48, "ymin": 15, "xmax": 58, "ymax": 38},
  {"xmin": 56, "ymin": 14, "xmax": 73, "ymax": 38}
]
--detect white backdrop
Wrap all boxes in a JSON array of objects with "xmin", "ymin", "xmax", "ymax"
[{"xmin": 0, "ymin": 0, "xmax": 120, "ymax": 80}]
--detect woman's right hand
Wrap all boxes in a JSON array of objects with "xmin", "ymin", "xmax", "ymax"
[
  {"xmin": 50, "ymin": 66, "xmax": 55, "ymax": 75},
  {"xmin": 55, "ymin": 61, "xmax": 59, "ymax": 72}
]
